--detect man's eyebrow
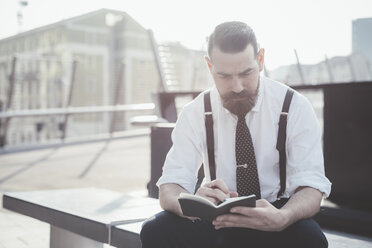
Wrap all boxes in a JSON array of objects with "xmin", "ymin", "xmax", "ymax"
[
  {"xmin": 238, "ymin": 67, "xmax": 254, "ymax": 75},
  {"xmin": 216, "ymin": 71, "xmax": 231, "ymax": 76},
  {"xmin": 215, "ymin": 67, "xmax": 254, "ymax": 76}
]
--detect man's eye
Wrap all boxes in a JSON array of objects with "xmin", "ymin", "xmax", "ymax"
[
  {"xmin": 240, "ymin": 73, "xmax": 251, "ymax": 77},
  {"xmin": 219, "ymin": 75, "xmax": 231, "ymax": 79}
]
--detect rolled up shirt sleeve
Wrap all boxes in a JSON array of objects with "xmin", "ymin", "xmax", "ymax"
[
  {"xmin": 286, "ymin": 94, "xmax": 332, "ymax": 198},
  {"xmin": 156, "ymin": 104, "xmax": 203, "ymax": 194}
]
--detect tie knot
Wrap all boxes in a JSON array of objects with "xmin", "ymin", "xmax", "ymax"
[{"xmin": 238, "ymin": 114, "xmax": 246, "ymax": 122}]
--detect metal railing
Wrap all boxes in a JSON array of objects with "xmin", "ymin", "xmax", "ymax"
[
  {"xmin": 0, "ymin": 103, "xmax": 154, "ymax": 153},
  {"xmin": 0, "ymin": 104, "xmax": 154, "ymax": 119},
  {"xmin": 0, "ymin": 55, "xmax": 156, "ymax": 150}
]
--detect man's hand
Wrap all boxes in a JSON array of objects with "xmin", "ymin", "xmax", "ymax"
[
  {"xmin": 159, "ymin": 181, "xmax": 237, "ymax": 220},
  {"xmin": 212, "ymin": 199, "xmax": 290, "ymax": 231},
  {"xmin": 213, "ymin": 187, "xmax": 323, "ymax": 231},
  {"xmin": 196, "ymin": 179, "xmax": 238, "ymax": 205}
]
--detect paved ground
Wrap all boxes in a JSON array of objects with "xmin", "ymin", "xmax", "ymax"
[
  {"xmin": 1, "ymin": 135, "xmax": 372, "ymax": 247},
  {"xmin": 0, "ymin": 135, "xmax": 151, "ymax": 248}
]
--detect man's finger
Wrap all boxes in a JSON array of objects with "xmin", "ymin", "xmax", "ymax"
[
  {"xmin": 205, "ymin": 196, "xmax": 219, "ymax": 205},
  {"xmin": 229, "ymin": 191, "xmax": 239, "ymax": 198},
  {"xmin": 208, "ymin": 179, "xmax": 230, "ymax": 194},
  {"xmin": 205, "ymin": 187, "xmax": 229, "ymax": 203},
  {"xmin": 215, "ymin": 213, "xmax": 246, "ymax": 223},
  {"xmin": 230, "ymin": 206, "xmax": 258, "ymax": 216},
  {"xmin": 196, "ymin": 187, "xmax": 226, "ymax": 205},
  {"xmin": 213, "ymin": 215, "xmax": 260, "ymax": 229},
  {"xmin": 214, "ymin": 221, "xmax": 240, "ymax": 229},
  {"xmin": 256, "ymin": 199, "xmax": 270, "ymax": 207}
]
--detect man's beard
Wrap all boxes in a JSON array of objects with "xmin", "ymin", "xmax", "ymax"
[{"xmin": 220, "ymin": 87, "xmax": 259, "ymax": 116}]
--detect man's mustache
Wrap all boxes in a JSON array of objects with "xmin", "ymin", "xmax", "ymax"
[{"xmin": 222, "ymin": 90, "xmax": 252, "ymax": 101}]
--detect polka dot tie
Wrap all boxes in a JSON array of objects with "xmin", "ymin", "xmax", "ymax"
[{"xmin": 235, "ymin": 114, "xmax": 261, "ymax": 198}]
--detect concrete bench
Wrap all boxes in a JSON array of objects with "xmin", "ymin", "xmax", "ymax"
[
  {"xmin": 3, "ymin": 187, "xmax": 372, "ymax": 248},
  {"xmin": 2, "ymin": 188, "xmax": 162, "ymax": 248}
]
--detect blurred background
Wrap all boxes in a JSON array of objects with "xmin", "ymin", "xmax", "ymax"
[{"xmin": 0, "ymin": 0, "xmax": 371, "ymax": 148}]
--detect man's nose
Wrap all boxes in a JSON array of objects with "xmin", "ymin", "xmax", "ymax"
[{"xmin": 231, "ymin": 76, "xmax": 244, "ymax": 93}]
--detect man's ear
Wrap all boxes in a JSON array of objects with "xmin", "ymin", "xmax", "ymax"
[
  {"xmin": 204, "ymin": 55, "xmax": 213, "ymax": 73},
  {"xmin": 257, "ymin": 48, "xmax": 265, "ymax": 72}
]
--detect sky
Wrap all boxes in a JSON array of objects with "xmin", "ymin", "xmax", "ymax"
[{"xmin": 0, "ymin": 0, "xmax": 371, "ymax": 70}]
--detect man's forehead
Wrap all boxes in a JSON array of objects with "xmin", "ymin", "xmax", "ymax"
[
  {"xmin": 210, "ymin": 44, "xmax": 255, "ymax": 61},
  {"xmin": 210, "ymin": 44, "xmax": 257, "ymax": 74}
]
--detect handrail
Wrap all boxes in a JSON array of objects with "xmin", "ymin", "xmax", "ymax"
[
  {"xmin": 0, "ymin": 103, "xmax": 155, "ymax": 148},
  {"xmin": 0, "ymin": 128, "xmax": 150, "ymax": 155},
  {"xmin": 0, "ymin": 104, "xmax": 155, "ymax": 119},
  {"xmin": 291, "ymin": 81, "xmax": 372, "ymax": 90}
]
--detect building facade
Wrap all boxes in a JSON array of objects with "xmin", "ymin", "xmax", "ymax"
[
  {"xmin": 0, "ymin": 9, "xmax": 160, "ymax": 146},
  {"xmin": 353, "ymin": 17, "xmax": 372, "ymax": 65}
]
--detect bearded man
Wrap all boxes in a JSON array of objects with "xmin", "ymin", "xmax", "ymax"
[{"xmin": 140, "ymin": 21, "xmax": 331, "ymax": 248}]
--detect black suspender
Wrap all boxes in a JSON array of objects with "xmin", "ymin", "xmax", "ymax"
[
  {"xmin": 204, "ymin": 92, "xmax": 216, "ymax": 181},
  {"xmin": 202, "ymin": 88, "xmax": 294, "ymax": 199},
  {"xmin": 276, "ymin": 89, "xmax": 294, "ymax": 199}
]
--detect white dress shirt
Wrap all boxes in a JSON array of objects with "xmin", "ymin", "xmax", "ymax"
[{"xmin": 157, "ymin": 76, "xmax": 331, "ymax": 202}]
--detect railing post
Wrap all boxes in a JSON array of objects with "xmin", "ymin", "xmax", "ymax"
[
  {"xmin": 366, "ymin": 60, "xmax": 372, "ymax": 80},
  {"xmin": 148, "ymin": 29, "xmax": 168, "ymax": 92},
  {"xmin": 109, "ymin": 62, "xmax": 125, "ymax": 136},
  {"xmin": 294, "ymin": 49, "xmax": 306, "ymax": 85},
  {"xmin": 61, "ymin": 59, "xmax": 77, "ymax": 140},
  {"xmin": 0, "ymin": 56, "xmax": 17, "ymax": 148},
  {"xmin": 347, "ymin": 56, "xmax": 356, "ymax": 81},
  {"xmin": 324, "ymin": 55, "xmax": 334, "ymax": 82}
]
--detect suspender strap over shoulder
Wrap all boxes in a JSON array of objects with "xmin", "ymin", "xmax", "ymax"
[
  {"xmin": 276, "ymin": 88, "xmax": 294, "ymax": 199},
  {"xmin": 204, "ymin": 91, "xmax": 216, "ymax": 181}
]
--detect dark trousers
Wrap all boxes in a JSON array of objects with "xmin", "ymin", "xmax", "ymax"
[{"xmin": 140, "ymin": 199, "xmax": 328, "ymax": 248}]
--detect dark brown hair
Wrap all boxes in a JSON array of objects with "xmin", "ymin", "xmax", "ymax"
[{"xmin": 207, "ymin": 21, "xmax": 258, "ymax": 59}]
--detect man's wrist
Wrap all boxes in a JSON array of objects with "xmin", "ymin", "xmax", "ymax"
[{"xmin": 278, "ymin": 208, "xmax": 294, "ymax": 230}]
